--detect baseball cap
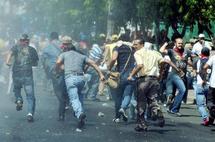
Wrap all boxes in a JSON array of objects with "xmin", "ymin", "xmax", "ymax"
[
  {"xmin": 62, "ymin": 36, "xmax": 72, "ymax": 44},
  {"xmin": 198, "ymin": 33, "xmax": 205, "ymax": 38},
  {"xmin": 20, "ymin": 34, "xmax": 29, "ymax": 40}
]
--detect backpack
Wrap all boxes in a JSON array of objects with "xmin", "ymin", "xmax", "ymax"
[
  {"xmin": 28, "ymin": 46, "xmax": 39, "ymax": 66},
  {"xmin": 198, "ymin": 58, "xmax": 211, "ymax": 82}
]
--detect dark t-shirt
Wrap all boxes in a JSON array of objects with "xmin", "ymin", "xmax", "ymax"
[
  {"xmin": 11, "ymin": 45, "xmax": 38, "ymax": 76},
  {"xmin": 113, "ymin": 44, "xmax": 135, "ymax": 72},
  {"xmin": 168, "ymin": 48, "xmax": 192, "ymax": 74}
]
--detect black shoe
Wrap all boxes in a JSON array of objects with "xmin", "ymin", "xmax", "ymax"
[
  {"xmin": 157, "ymin": 110, "xmax": 165, "ymax": 127},
  {"xmin": 77, "ymin": 113, "xmax": 86, "ymax": 130},
  {"xmin": 119, "ymin": 108, "xmax": 128, "ymax": 122},
  {"xmin": 16, "ymin": 100, "xmax": 23, "ymax": 111},
  {"xmin": 134, "ymin": 124, "xmax": 148, "ymax": 132},
  {"xmin": 209, "ymin": 117, "xmax": 214, "ymax": 125},
  {"xmin": 209, "ymin": 108, "xmax": 215, "ymax": 119},
  {"xmin": 193, "ymin": 99, "xmax": 196, "ymax": 105},
  {"xmin": 27, "ymin": 113, "xmax": 34, "ymax": 122}
]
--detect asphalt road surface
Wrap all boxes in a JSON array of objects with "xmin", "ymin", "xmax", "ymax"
[{"xmin": 0, "ymin": 81, "xmax": 215, "ymax": 142}]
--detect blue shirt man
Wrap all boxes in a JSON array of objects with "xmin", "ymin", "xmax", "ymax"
[{"xmin": 41, "ymin": 32, "xmax": 67, "ymax": 121}]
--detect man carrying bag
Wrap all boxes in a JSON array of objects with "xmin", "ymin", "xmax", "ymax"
[{"xmin": 108, "ymin": 34, "xmax": 135, "ymax": 123}]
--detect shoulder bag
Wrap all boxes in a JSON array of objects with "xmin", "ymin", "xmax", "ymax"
[{"xmin": 107, "ymin": 47, "xmax": 132, "ymax": 88}]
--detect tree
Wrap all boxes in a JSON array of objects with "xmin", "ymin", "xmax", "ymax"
[
  {"xmin": 159, "ymin": 0, "xmax": 215, "ymax": 38},
  {"xmin": 1, "ymin": 0, "xmax": 215, "ymax": 40}
]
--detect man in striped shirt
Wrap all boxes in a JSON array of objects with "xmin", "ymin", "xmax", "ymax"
[{"xmin": 87, "ymin": 35, "xmax": 105, "ymax": 101}]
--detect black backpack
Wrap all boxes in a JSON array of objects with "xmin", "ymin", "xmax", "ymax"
[
  {"xmin": 198, "ymin": 58, "xmax": 211, "ymax": 82},
  {"xmin": 28, "ymin": 46, "xmax": 39, "ymax": 66}
]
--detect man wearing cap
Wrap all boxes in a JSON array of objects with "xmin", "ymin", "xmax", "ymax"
[
  {"xmin": 41, "ymin": 32, "xmax": 67, "ymax": 121},
  {"xmin": 61, "ymin": 36, "xmax": 76, "ymax": 52},
  {"xmin": 192, "ymin": 34, "xmax": 212, "ymax": 56},
  {"xmin": 6, "ymin": 34, "xmax": 39, "ymax": 122},
  {"xmin": 192, "ymin": 34, "xmax": 212, "ymax": 106},
  {"xmin": 108, "ymin": 34, "xmax": 135, "ymax": 123},
  {"xmin": 56, "ymin": 41, "xmax": 105, "ymax": 131},
  {"xmin": 102, "ymin": 34, "xmax": 118, "ymax": 65}
]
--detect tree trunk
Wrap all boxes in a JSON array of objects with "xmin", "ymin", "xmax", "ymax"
[
  {"xmin": 181, "ymin": 24, "xmax": 187, "ymax": 37},
  {"xmin": 154, "ymin": 20, "xmax": 160, "ymax": 50}
]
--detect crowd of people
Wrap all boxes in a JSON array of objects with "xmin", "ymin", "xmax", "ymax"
[{"xmin": 0, "ymin": 29, "xmax": 215, "ymax": 133}]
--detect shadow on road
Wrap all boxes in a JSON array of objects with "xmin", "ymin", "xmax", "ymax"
[
  {"xmin": 180, "ymin": 114, "xmax": 199, "ymax": 117},
  {"xmin": 148, "ymin": 129, "xmax": 176, "ymax": 134}
]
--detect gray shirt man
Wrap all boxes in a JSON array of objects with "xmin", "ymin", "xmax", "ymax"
[{"xmin": 58, "ymin": 50, "xmax": 88, "ymax": 75}]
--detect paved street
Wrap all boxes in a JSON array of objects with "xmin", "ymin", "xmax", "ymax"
[{"xmin": 0, "ymin": 81, "xmax": 215, "ymax": 142}]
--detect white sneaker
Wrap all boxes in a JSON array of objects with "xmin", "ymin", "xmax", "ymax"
[
  {"xmin": 112, "ymin": 118, "xmax": 120, "ymax": 123},
  {"xmin": 75, "ymin": 128, "xmax": 82, "ymax": 132},
  {"xmin": 119, "ymin": 108, "xmax": 128, "ymax": 122},
  {"xmin": 27, "ymin": 113, "xmax": 34, "ymax": 122},
  {"xmin": 65, "ymin": 105, "xmax": 70, "ymax": 110},
  {"xmin": 27, "ymin": 113, "xmax": 33, "ymax": 116}
]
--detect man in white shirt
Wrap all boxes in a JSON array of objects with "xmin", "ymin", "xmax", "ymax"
[
  {"xmin": 204, "ymin": 54, "xmax": 215, "ymax": 125},
  {"xmin": 192, "ymin": 34, "xmax": 212, "ymax": 56}
]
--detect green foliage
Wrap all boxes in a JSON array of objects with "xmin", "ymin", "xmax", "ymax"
[{"xmin": 1, "ymin": 0, "xmax": 215, "ymax": 38}]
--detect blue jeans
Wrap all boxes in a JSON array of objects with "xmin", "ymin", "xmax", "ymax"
[
  {"xmin": 129, "ymin": 94, "xmax": 137, "ymax": 119},
  {"xmin": 166, "ymin": 73, "xmax": 186, "ymax": 113},
  {"xmin": 13, "ymin": 76, "xmax": 35, "ymax": 115},
  {"xmin": 196, "ymin": 84, "xmax": 209, "ymax": 120},
  {"xmin": 192, "ymin": 78, "xmax": 197, "ymax": 96},
  {"xmin": 113, "ymin": 71, "xmax": 134, "ymax": 118},
  {"xmin": 65, "ymin": 74, "xmax": 85, "ymax": 119}
]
